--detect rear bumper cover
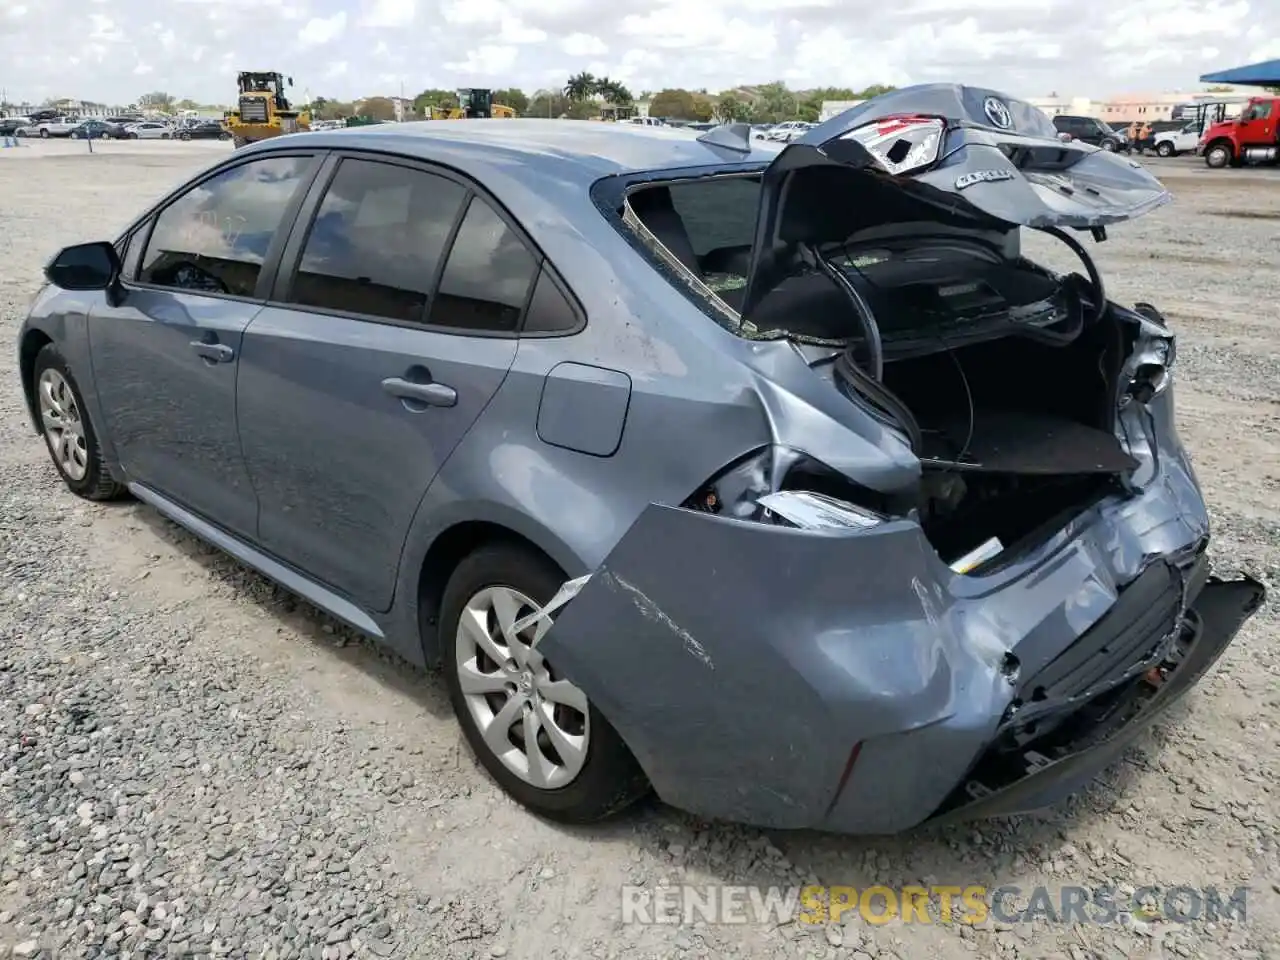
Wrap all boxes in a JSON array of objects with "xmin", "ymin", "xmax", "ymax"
[
  {"xmin": 540, "ymin": 480, "xmax": 1262, "ymax": 834},
  {"xmin": 923, "ymin": 574, "xmax": 1264, "ymax": 826}
]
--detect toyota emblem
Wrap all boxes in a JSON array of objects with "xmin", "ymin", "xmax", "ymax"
[{"xmin": 983, "ymin": 96, "xmax": 1014, "ymax": 130}]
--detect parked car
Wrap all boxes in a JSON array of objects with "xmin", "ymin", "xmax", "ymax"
[
  {"xmin": 0, "ymin": 117, "xmax": 29, "ymax": 136},
  {"xmin": 125, "ymin": 121, "xmax": 173, "ymax": 140},
  {"xmin": 177, "ymin": 120, "xmax": 231, "ymax": 141},
  {"xmin": 765, "ymin": 119, "xmax": 814, "ymax": 142},
  {"xmin": 71, "ymin": 119, "xmax": 128, "ymax": 140},
  {"xmin": 105, "ymin": 115, "xmax": 145, "ymax": 125},
  {"xmin": 1153, "ymin": 121, "xmax": 1204, "ymax": 157},
  {"xmin": 16, "ymin": 84, "xmax": 1264, "ymax": 835},
  {"xmin": 1052, "ymin": 114, "xmax": 1126, "ymax": 151},
  {"xmin": 19, "ymin": 116, "xmax": 82, "ymax": 138}
]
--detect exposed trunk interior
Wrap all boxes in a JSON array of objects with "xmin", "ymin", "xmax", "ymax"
[{"xmin": 624, "ymin": 169, "xmax": 1150, "ymax": 573}]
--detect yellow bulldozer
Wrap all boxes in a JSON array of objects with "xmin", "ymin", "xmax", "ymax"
[
  {"xmin": 222, "ymin": 71, "xmax": 311, "ymax": 148},
  {"xmin": 426, "ymin": 88, "xmax": 516, "ymax": 120}
]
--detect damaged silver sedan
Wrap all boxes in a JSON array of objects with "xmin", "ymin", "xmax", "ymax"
[{"xmin": 19, "ymin": 83, "xmax": 1265, "ymax": 834}]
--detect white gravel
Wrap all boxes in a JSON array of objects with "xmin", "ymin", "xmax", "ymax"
[{"xmin": 1, "ymin": 141, "xmax": 1278, "ymax": 960}]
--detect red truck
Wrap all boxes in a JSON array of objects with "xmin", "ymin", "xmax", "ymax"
[{"xmin": 1198, "ymin": 95, "xmax": 1280, "ymax": 168}]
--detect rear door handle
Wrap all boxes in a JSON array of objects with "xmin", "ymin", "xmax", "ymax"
[
  {"xmin": 381, "ymin": 377, "xmax": 457, "ymax": 408},
  {"xmin": 190, "ymin": 341, "xmax": 234, "ymax": 363}
]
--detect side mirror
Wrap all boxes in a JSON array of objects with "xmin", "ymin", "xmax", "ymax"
[{"xmin": 45, "ymin": 240, "xmax": 120, "ymax": 291}]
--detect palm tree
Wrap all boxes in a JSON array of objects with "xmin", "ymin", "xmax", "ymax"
[
  {"xmin": 595, "ymin": 78, "xmax": 633, "ymax": 105},
  {"xmin": 564, "ymin": 72, "xmax": 597, "ymax": 101}
]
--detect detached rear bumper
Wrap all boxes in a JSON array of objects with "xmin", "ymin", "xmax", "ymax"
[
  {"xmin": 540, "ymin": 492, "xmax": 1261, "ymax": 835},
  {"xmin": 923, "ymin": 574, "xmax": 1265, "ymax": 826}
]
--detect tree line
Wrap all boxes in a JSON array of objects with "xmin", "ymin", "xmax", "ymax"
[{"xmin": 129, "ymin": 80, "xmax": 901, "ymax": 124}]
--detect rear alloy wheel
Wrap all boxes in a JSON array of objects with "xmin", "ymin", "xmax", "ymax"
[
  {"xmin": 33, "ymin": 345, "xmax": 126, "ymax": 501},
  {"xmin": 1156, "ymin": 141, "xmax": 1174, "ymax": 157},
  {"xmin": 440, "ymin": 544, "xmax": 648, "ymax": 823},
  {"xmin": 1205, "ymin": 143, "xmax": 1231, "ymax": 168}
]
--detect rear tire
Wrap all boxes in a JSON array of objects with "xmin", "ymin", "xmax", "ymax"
[
  {"xmin": 1156, "ymin": 141, "xmax": 1174, "ymax": 157},
  {"xmin": 439, "ymin": 543, "xmax": 649, "ymax": 824},
  {"xmin": 39, "ymin": 129, "xmax": 49, "ymax": 138},
  {"xmin": 1101, "ymin": 138, "xmax": 1116, "ymax": 151},
  {"xmin": 31, "ymin": 345, "xmax": 126, "ymax": 502}
]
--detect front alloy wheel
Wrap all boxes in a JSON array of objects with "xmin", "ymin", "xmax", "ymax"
[
  {"xmin": 32, "ymin": 345, "xmax": 125, "ymax": 501},
  {"xmin": 39, "ymin": 367, "xmax": 89, "ymax": 482},
  {"xmin": 455, "ymin": 585, "xmax": 590, "ymax": 789}
]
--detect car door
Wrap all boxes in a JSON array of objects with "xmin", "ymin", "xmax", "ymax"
[
  {"xmin": 87, "ymin": 152, "xmax": 323, "ymax": 540},
  {"xmin": 1237, "ymin": 100, "xmax": 1274, "ymax": 146},
  {"xmin": 236, "ymin": 154, "xmax": 539, "ymax": 612}
]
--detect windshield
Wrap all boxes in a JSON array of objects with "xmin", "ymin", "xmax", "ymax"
[{"xmin": 1096, "ymin": 120, "xmax": 1117, "ymax": 135}]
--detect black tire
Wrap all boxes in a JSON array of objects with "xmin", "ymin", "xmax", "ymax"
[
  {"xmin": 161, "ymin": 133, "xmax": 170, "ymax": 140},
  {"xmin": 439, "ymin": 543, "xmax": 649, "ymax": 823},
  {"xmin": 1156, "ymin": 141, "xmax": 1174, "ymax": 157},
  {"xmin": 31, "ymin": 344, "xmax": 126, "ymax": 502},
  {"xmin": 1205, "ymin": 142, "xmax": 1231, "ymax": 169},
  {"xmin": 1100, "ymin": 138, "xmax": 1116, "ymax": 151},
  {"xmin": 39, "ymin": 129, "xmax": 49, "ymax": 138},
  {"xmin": 128, "ymin": 133, "xmax": 138, "ymax": 139},
  {"xmin": 180, "ymin": 132, "xmax": 191, "ymax": 140}
]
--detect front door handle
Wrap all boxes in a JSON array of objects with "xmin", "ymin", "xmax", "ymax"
[
  {"xmin": 190, "ymin": 340, "xmax": 234, "ymax": 363},
  {"xmin": 381, "ymin": 377, "xmax": 457, "ymax": 408}
]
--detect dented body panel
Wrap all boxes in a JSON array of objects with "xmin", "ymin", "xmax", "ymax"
[{"xmin": 540, "ymin": 376, "xmax": 1261, "ymax": 832}]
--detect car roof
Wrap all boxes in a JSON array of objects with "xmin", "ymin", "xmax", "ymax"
[{"xmin": 262, "ymin": 119, "xmax": 781, "ymax": 187}]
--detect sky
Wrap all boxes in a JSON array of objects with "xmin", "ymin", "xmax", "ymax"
[{"xmin": 2, "ymin": 0, "xmax": 1279, "ymax": 107}]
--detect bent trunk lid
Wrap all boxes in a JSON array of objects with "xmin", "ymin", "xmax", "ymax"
[{"xmin": 741, "ymin": 83, "xmax": 1171, "ymax": 319}]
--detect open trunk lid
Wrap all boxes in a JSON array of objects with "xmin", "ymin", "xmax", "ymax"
[{"xmin": 740, "ymin": 83, "xmax": 1172, "ymax": 319}]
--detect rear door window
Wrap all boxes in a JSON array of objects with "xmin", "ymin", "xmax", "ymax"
[
  {"xmin": 285, "ymin": 158, "xmax": 467, "ymax": 323},
  {"xmin": 426, "ymin": 196, "xmax": 540, "ymax": 333}
]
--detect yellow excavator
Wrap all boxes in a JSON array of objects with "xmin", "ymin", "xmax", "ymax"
[
  {"xmin": 222, "ymin": 72, "xmax": 311, "ymax": 148},
  {"xmin": 426, "ymin": 88, "xmax": 516, "ymax": 120}
]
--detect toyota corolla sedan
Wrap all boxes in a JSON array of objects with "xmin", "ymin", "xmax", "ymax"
[{"xmin": 17, "ymin": 84, "xmax": 1264, "ymax": 834}]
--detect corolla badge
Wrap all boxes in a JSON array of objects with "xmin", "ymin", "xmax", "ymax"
[
  {"xmin": 955, "ymin": 169, "xmax": 1015, "ymax": 190},
  {"xmin": 983, "ymin": 96, "xmax": 1014, "ymax": 130}
]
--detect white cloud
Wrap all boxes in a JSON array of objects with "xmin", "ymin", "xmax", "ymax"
[
  {"xmin": 445, "ymin": 44, "xmax": 518, "ymax": 78},
  {"xmin": 498, "ymin": 20, "xmax": 548, "ymax": 43},
  {"xmin": 562, "ymin": 33, "xmax": 607, "ymax": 57},
  {"xmin": 360, "ymin": 0, "xmax": 415, "ymax": 27},
  {"xmin": 0, "ymin": 0, "xmax": 1271, "ymax": 110},
  {"xmin": 299, "ymin": 11, "xmax": 347, "ymax": 46}
]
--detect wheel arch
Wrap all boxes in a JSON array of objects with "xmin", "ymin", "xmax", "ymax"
[
  {"xmin": 19, "ymin": 328, "xmax": 54, "ymax": 433},
  {"xmin": 410, "ymin": 512, "xmax": 585, "ymax": 666}
]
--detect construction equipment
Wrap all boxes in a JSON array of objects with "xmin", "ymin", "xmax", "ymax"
[
  {"xmin": 222, "ymin": 72, "xmax": 311, "ymax": 148},
  {"xmin": 427, "ymin": 89, "xmax": 517, "ymax": 120}
]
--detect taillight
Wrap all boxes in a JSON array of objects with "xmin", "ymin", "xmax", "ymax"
[{"xmin": 837, "ymin": 116, "xmax": 945, "ymax": 176}]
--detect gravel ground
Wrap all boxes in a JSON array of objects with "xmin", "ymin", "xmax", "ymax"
[{"xmin": 1, "ymin": 141, "xmax": 1278, "ymax": 960}]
